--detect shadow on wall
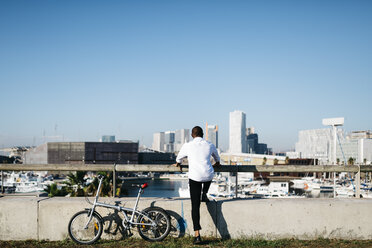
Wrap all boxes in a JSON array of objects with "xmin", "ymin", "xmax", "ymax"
[
  {"xmin": 102, "ymin": 211, "xmax": 131, "ymax": 238},
  {"xmin": 151, "ymin": 200, "xmax": 187, "ymax": 238},
  {"xmin": 101, "ymin": 201, "xmax": 133, "ymax": 239},
  {"xmin": 207, "ymin": 198, "xmax": 263, "ymax": 239},
  {"xmin": 98, "ymin": 200, "xmax": 187, "ymax": 240},
  {"xmin": 206, "ymin": 199, "xmax": 231, "ymax": 240},
  {"xmin": 165, "ymin": 210, "xmax": 187, "ymax": 238},
  {"xmin": 102, "ymin": 201, "xmax": 132, "ymax": 239}
]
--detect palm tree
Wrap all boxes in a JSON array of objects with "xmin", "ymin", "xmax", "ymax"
[
  {"xmin": 348, "ymin": 157, "xmax": 354, "ymax": 165},
  {"xmin": 285, "ymin": 156, "xmax": 289, "ymax": 165},
  {"xmin": 45, "ymin": 183, "xmax": 68, "ymax": 197},
  {"xmin": 85, "ymin": 171, "xmax": 118, "ymax": 197},
  {"xmin": 66, "ymin": 171, "xmax": 86, "ymax": 186},
  {"xmin": 65, "ymin": 171, "xmax": 87, "ymax": 196},
  {"xmin": 45, "ymin": 183, "xmax": 59, "ymax": 197},
  {"xmin": 262, "ymin": 157, "xmax": 267, "ymax": 165},
  {"xmin": 62, "ymin": 171, "xmax": 120, "ymax": 197}
]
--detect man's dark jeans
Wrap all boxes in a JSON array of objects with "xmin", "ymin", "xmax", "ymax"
[{"xmin": 189, "ymin": 179, "xmax": 211, "ymax": 231}]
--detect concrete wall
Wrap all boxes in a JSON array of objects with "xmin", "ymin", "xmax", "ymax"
[
  {"xmin": 0, "ymin": 196, "xmax": 372, "ymax": 241},
  {"xmin": 217, "ymin": 198, "xmax": 372, "ymax": 239},
  {"xmin": 0, "ymin": 197, "xmax": 41, "ymax": 240}
]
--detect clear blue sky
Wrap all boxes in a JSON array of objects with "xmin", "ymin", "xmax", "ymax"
[{"xmin": 1, "ymin": 0, "xmax": 371, "ymax": 151}]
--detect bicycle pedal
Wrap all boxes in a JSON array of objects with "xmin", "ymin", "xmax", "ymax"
[{"xmin": 127, "ymin": 231, "xmax": 133, "ymax": 237}]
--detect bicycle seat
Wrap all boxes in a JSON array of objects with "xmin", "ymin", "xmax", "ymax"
[{"xmin": 131, "ymin": 183, "xmax": 148, "ymax": 189}]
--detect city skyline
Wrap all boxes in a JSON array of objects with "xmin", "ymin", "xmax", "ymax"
[{"xmin": 1, "ymin": 1, "xmax": 371, "ymax": 151}]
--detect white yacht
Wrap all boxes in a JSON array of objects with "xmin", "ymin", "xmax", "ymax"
[{"xmin": 1, "ymin": 171, "xmax": 53, "ymax": 193}]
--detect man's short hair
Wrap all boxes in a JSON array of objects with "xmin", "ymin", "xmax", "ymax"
[{"xmin": 192, "ymin": 126, "xmax": 203, "ymax": 138}]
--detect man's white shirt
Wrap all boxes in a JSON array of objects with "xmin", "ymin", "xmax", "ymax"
[{"xmin": 176, "ymin": 137, "xmax": 220, "ymax": 182}]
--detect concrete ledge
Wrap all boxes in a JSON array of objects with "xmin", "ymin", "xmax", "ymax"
[
  {"xmin": 0, "ymin": 197, "xmax": 47, "ymax": 240},
  {"xmin": 0, "ymin": 197, "xmax": 372, "ymax": 240},
  {"xmin": 218, "ymin": 198, "xmax": 372, "ymax": 239}
]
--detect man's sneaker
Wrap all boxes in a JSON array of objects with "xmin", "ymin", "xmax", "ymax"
[{"xmin": 193, "ymin": 235, "xmax": 202, "ymax": 244}]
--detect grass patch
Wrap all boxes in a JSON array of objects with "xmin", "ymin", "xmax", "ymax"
[{"xmin": 0, "ymin": 237, "xmax": 372, "ymax": 248}]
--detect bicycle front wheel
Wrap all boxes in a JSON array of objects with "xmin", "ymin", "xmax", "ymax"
[
  {"xmin": 68, "ymin": 210, "xmax": 103, "ymax": 245},
  {"xmin": 137, "ymin": 207, "xmax": 171, "ymax": 241}
]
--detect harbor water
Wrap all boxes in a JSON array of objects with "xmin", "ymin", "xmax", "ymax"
[{"xmin": 120, "ymin": 178, "xmax": 189, "ymax": 198}]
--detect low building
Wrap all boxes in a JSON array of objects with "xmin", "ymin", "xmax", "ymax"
[
  {"xmin": 220, "ymin": 152, "xmax": 287, "ymax": 180},
  {"xmin": 293, "ymin": 127, "xmax": 372, "ymax": 165},
  {"xmin": 49, "ymin": 142, "xmax": 138, "ymax": 164},
  {"xmin": 288, "ymin": 158, "xmax": 318, "ymax": 165},
  {"xmin": 337, "ymin": 138, "xmax": 372, "ymax": 164},
  {"xmin": 220, "ymin": 152, "xmax": 286, "ymax": 166},
  {"xmin": 347, "ymin": 130, "xmax": 372, "ymax": 139},
  {"xmin": 101, "ymin": 135, "xmax": 115, "ymax": 142},
  {"xmin": 24, "ymin": 142, "xmax": 139, "ymax": 164},
  {"xmin": 23, "ymin": 144, "xmax": 48, "ymax": 164},
  {"xmin": 0, "ymin": 155, "xmax": 16, "ymax": 164},
  {"xmin": 294, "ymin": 128, "xmax": 340, "ymax": 163},
  {"xmin": 138, "ymin": 152, "xmax": 176, "ymax": 164}
]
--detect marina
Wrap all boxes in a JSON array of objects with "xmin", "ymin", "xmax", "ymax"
[
  {"xmin": 0, "ymin": 171, "xmax": 53, "ymax": 194},
  {"xmin": 3, "ymin": 170, "xmax": 371, "ymax": 199}
]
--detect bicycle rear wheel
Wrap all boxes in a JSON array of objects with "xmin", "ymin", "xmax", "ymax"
[
  {"xmin": 68, "ymin": 210, "xmax": 103, "ymax": 245},
  {"xmin": 137, "ymin": 207, "xmax": 171, "ymax": 241}
]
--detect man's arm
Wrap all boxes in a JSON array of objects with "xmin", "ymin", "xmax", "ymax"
[
  {"xmin": 211, "ymin": 144, "xmax": 221, "ymax": 167},
  {"xmin": 172, "ymin": 144, "xmax": 188, "ymax": 171},
  {"xmin": 172, "ymin": 162, "xmax": 183, "ymax": 172}
]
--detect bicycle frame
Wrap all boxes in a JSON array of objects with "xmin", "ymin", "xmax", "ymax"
[{"xmin": 84, "ymin": 176, "xmax": 156, "ymax": 229}]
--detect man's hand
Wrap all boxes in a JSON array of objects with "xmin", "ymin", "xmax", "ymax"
[
  {"xmin": 172, "ymin": 162, "xmax": 183, "ymax": 172},
  {"xmin": 213, "ymin": 161, "xmax": 221, "ymax": 167}
]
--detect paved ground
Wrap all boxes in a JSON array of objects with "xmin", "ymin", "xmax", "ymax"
[{"xmin": 1, "ymin": 237, "xmax": 372, "ymax": 248}]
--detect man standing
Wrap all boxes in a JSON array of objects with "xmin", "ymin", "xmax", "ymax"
[{"xmin": 173, "ymin": 126, "xmax": 220, "ymax": 244}]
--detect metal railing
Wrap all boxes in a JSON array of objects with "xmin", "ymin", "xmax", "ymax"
[{"xmin": 1, "ymin": 163, "xmax": 371, "ymax": 198}]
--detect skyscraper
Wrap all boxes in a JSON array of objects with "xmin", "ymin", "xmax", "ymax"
[
  {"xmin": 246, "ymin": 133, "xmax": 258, "ymax": 154},
  {"xmin": 229, "ymin": 110, "xmax": 246, "ymax": 153},
  {"xmin": 206, "ymin": 123, "xmax": 218, "ymax": 148},
  {"xmin": 152, "ymin": 132, "xmax": 165, "ymax": 152},
  {"xmin": 153, "ymin": 129, "xmax": 190, "ymax": 153},
  {"xmin": 175, "ymin": 129, "xmax": 190, "ymax": 152},
  {"xmin": 164, "ymin": 131, "xmax": 175, "ymax": 152},
  {"xmin": 164, "ymin": 131, "xmax": 175, "ymax": 144}
]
